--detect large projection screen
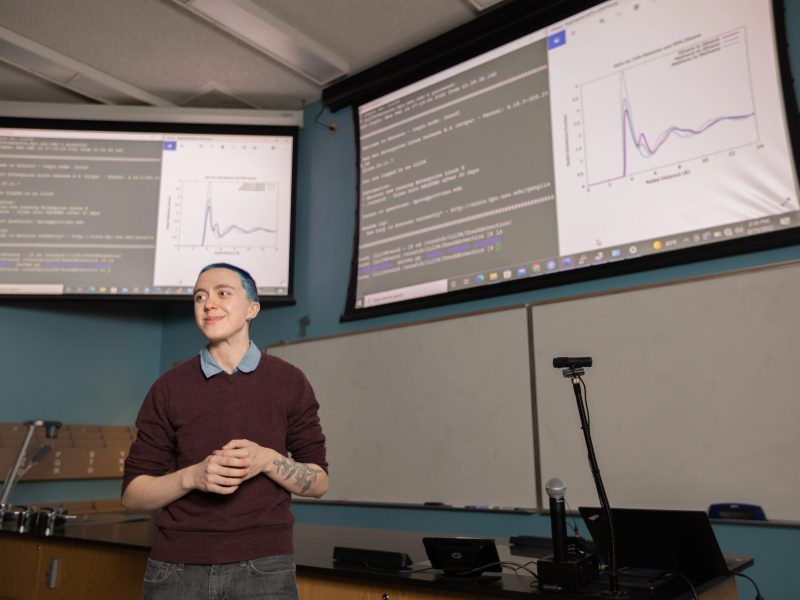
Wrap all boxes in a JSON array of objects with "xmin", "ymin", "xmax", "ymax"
[
  {"xmin": 0, "ymin": 119, "xmax": 296, "ymax": 300},
  {"xmin": 347, "ymin": 0, "xmax": 800, "ymax": 316}
]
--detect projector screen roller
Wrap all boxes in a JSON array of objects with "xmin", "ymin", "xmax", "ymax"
[
  {"xmin": 0, "ymin": 120, "xmax": 296, "ymax": 300},
  {"xmin": 346, "ymin": 0, "xmax": 800, "ymax": 316}
]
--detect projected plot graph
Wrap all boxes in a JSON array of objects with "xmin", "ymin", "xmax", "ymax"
[
  {"xmin": 178, "ymin": 180, "xmax": 279, "ymax": 248},
  {"xmin": 581, "ymin": 28, "xmax": 758, "ymax": 186}
]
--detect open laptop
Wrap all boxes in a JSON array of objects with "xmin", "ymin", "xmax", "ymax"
[{"xmin": 579, "ymin": 507, "xmax": 730, "ymax": 587}]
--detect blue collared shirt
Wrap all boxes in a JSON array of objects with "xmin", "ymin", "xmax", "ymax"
[{"xmin": 200, "ymin": 341, "xmax": 262, "ymax": 378}]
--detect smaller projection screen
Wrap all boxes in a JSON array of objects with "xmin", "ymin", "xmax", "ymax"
[
  {"xmin": 345, "ymin": 0, "xmax": 800, "ymax": 316},
  {"xmin": 0, "ymin": 118, "xmax": 297, "ymax": 300}
]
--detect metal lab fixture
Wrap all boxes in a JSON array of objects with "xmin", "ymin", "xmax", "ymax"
[{"xmin": 0, "ymin": 420, "xmax": 63, "ymax": 511}]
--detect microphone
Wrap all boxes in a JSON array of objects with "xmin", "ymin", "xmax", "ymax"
[
  {"xmin": 538, "ymin": 478, "xmax": 599, "ymax": 590},
  {"xmin": 552, "ymin": 357, "xmax": 592, "ymax": 369},
  {"xmin": 546, "ymin": 478, "xmax": 568, "ymax": 562}
]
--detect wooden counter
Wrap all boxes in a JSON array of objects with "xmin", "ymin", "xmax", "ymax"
[{"xmin": 0, "ymin": 513, "xmax": 747, "ymax": 599}]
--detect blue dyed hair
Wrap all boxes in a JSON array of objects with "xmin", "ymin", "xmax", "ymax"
[{"xmin": 198, "ymin": 263, "xmax": 259, "ymax": 302}]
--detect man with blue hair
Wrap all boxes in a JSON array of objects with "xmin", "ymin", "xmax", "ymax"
[{"xmin": 123, "ymin": 262, "xmax": 327, "ymax": 599}]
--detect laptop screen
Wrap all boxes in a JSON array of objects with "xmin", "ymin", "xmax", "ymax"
[
  {"xmin": 579, "ymin": 507, "xmax": 730, "ymax": 586},
  {"xmin": 422, "ymin": 537, "xmax": 502, "ymax": 576}
]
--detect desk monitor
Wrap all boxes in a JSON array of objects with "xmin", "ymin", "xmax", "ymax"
[
  {"xmin": 422, "ymin": 537, "xmax": 502, "ymax": 577},
  {"xmin": 579, "ymin": 507, "xmax": 730, "ymax": 586}
]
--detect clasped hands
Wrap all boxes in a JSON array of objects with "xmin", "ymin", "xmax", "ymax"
[{"xmin": 190, "ymin": 439, "xmax": 276, "ymax": 495}]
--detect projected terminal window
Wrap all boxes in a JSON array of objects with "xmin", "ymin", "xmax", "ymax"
[
  {"xmin": 357, "ymin": 37, "xmax": 557, "ymax": 308},
  {"xmin": 0, "ymin": 134, "xmax": 161, "ymax": 293}
]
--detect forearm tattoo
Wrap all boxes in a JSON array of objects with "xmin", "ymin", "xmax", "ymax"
[{"xmin": 272, "ymin": 456, "xmax": 320, "ymax": 494}]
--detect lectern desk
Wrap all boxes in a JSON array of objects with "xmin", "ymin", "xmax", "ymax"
[
  {"xmin": 294, "ymin": 524, "xmax": 748, "ymax": 600},
  {"xmin": 0, "ymin": 514, "xmax": 749, "ymax": 599}
]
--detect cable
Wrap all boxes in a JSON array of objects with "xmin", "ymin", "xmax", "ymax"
[
  {"xmin": 501, "ymin": 560, "xmax": 538, "ymax": 579},
  {"xmin": 658, "ymin": 570, "xmax": 698, "ymax": 600},
  {"xmin": 501, "ymin": 560, "xmax": 540, "ymax": 590},
  {"xmin": 434, "ymin": 560, "xmax": 539, "ymax": 579},
  {"xmin": 564, "ymin": 498, "xmax": 582, "ymax": 537},
  {"xmin": 440, "ymin": 560, "xmax": 502, "ymax": 577},
  {"xmin": 733, "ymin": 572, "xmax": 765, "ymax": 600},
  {"xmin": 572, "ymin": 377, "xmax": 615, "ymax": 566},
  {"xmin": 313, "ymin": 103, "xmax": 337, "ymax": 133},
  {"xmin": 578, "ymin": 374, "xmax": 590, "ymax": 429}
]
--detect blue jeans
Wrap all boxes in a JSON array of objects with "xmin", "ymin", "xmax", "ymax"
[{"xmin": 142, "ymin": 554, "xmax": 298, "ymax": 599}]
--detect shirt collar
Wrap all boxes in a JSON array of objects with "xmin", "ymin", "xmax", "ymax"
[{"xmin": 200, "ymin": 341, "xmax": 261, "ymax": 378}]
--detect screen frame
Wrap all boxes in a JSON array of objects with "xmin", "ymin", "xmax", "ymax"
[
  {"xmin": 0, "ymin": 115, "xmax": 298, "ymax": 304},
  {"xmin": 333, "ymin": 0, "xmax": 800, "ymax": 321}
]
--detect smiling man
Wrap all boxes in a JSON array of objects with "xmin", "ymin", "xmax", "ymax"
[{"xmin": 122, "ymin": 263, "xmax": 327, "ymax": 600}]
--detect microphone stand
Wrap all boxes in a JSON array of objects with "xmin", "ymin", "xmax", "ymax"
[{"xmin": 561, "ymin": 366, "xmax": 628, "ymax": 599}]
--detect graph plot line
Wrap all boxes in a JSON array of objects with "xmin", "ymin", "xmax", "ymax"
[
  {"xmin": 200, "ymin": 183, "xmax": 276, "ymax": 246},
  {"xmin": 617, "ymin": 71, "xmax": 754, "ymax": 179},
  {"xmin": 581, "ymin": 27, "xmax": 759, "ymax": 187},
  {"xmin": 177, "ymin": 181, "xmax": 279, "ymax": 249}
]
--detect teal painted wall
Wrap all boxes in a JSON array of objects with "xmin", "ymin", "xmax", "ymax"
[
  {"xmin": 0, "ymin": 302, "xmax": 161, "ymax": 422},
  {"xmin": 0, "ymin": 301, "xmax": 163, "ymax": 504},
  {"xmin": 1, "ymin": 1, "xmax": 798, "ymax": 598}
]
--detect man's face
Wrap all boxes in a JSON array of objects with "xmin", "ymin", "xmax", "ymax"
[{"xmin": 193, "ymin": 268, "xmax": 259, "ymax": 345}]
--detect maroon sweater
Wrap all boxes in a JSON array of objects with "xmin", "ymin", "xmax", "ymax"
[{"xmin": 123, "ymin": 352, "xmax": 327, "ymax": 564}]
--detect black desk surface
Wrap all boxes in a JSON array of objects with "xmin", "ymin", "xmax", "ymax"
[{"xmin": 0, "ymin": 512, "xmax": 752, "ymax": 599}]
